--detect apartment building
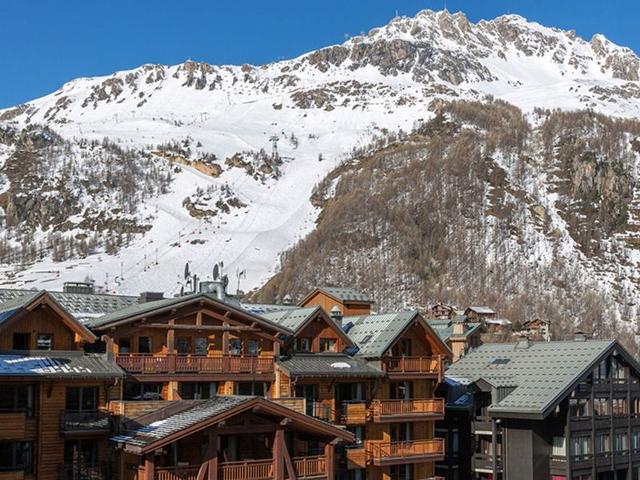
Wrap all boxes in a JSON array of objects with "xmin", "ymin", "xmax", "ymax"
[{"xmin": 443, "ymin": 336, "xmax": 640, "ymax": 480}]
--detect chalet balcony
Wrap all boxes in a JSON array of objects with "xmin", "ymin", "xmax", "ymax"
[
  {"xmin": 368, "ymin": 439, "xmax": 445, "ymax": 466},
  {"xmin": 116, "ymin": 354, "xmax": 274, "ymax": 376},
  {"xmin": 339, "ymin": 401, "xmax": 367, "ymax": 425},
  {"xmin": 0, "ymin": 409, "xmax": 27, "ymax": 439},
  {"xmin": 472, "ymin": 416, "xmax": 497, "ymax": 435},
  {"xmin": 60, "ymin": 410, "xmax": 111, "ymax": 436},
  {"xmin": 370, "ymin": 398, "xmax": 444, "ymax": 423},
  {"xmin": 472, "ymin": 453, "xmax": 502, "ymax": 473},
  {"xmin": 345, "ymin": 446, "xmax": 367, "ymax": 470},
  {"xmin": 381, "ymin": 356, "xmax": 443, "ymax": 379},
  {"xmin": 59, "ymin": 463, "xmax": 111, "ymax": 480},
  {"xmin": 154, "ymin": 456, "xmax": 326, "ymax": 480}
]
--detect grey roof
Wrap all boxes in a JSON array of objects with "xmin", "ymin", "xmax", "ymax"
[
  {"xmin": 277, "ymin": 353, "xmax": 384, "ymax": 378},
  {"xmin": 0, "ymin": 351, "xmax": 123, "ymax": 379},
  {"xmin": 428, "ymin": 319, "xmax": 482, "ymax": 342},
  {"xmin": 0, "ymin": 291, "xmax": 43, "ymax": 326},
  {"xmin": 112, "ymin": 396, "xmax": 251, "ymax": 448},
  {"xmin": 262, "ymin": 306, "xmax": 321, "ymax": 332},
  {"xmin": 85, "ymin": 293, "xmax": 293, "ymax": 334},
  {"xmin": 345, "ymin": 311, "xmax": 418, "ymax": 358},
  {"xmin": 446, "ymin": 340, "xmax": 620, "ymax": 418},
  {"xmin": 314, "ymin": 287, "xmax": 373, "ymax": 303},
  {"xmin": 0, "ymin": 288, "xmax": 137, "ymax": 321},
  {"xmin": 241, "ymin": 303, "xmax": 298, "ymax": 315},
  {"xmin": 466, "ymin": 306, "xmax": 496, "ymax": 315}
]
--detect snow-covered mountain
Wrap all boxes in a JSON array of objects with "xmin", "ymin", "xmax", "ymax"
[{"xmin": 1, "ymin": 9, "xmax": 640, "ymax": 304}]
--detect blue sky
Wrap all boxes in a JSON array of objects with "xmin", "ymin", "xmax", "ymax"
[{"xmin": 0, "ymin": 0, "xmax": 637, "ymax": 108}]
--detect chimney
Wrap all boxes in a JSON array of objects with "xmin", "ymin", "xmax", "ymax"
[
  {"xmin": 199, "ymin": 280, "xmax": 226, "ymax": 301},
  {"xmin": 574, "ymin": 331, "xmax": 588, "ymax": 342},
  {"xmin": 63, "ymin": 281, "xmax": 95, "ymax": 294},
  {"xmin": 452, "ymin": 320, "xmax": 465, "ymax": 336},
  {"xmin": 330, "ymin": 305, "xmax": 343, "ymax": 326},
  {"xmin": 138, "ymin": 292, "xmax": 164, "ymax": 303}
]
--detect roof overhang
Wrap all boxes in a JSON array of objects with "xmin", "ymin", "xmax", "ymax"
[
  {"xmin": 119, "ymin": 397, "xmax": 355, "ymax": 455},
  {"xmin": 91, "ymin": 294, "xmax": 292, "ymax": 339}
]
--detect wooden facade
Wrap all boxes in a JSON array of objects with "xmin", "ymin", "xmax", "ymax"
[
  {"xmin": 0, "ymin": 292, "xmax": 118, "ymax": 480},
  {"xmin": 299, "ymin": 289, "xmax": 373, "ymax": 317}
]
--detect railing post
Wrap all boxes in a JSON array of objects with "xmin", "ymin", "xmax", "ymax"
[
  {"xmin": 208, "ymin": 429, "xmax": 218, "ymax": 480},
  {"xmin": 325, "ymin": 443, "xmax": 335, "ymax": 480},
  {"xmin": 144, "ymin": 453, "xmax": 154, "ymax": 480},
  {"xmin": 273, "ymin": 427, "xmax": 285, "ymax": 480}
]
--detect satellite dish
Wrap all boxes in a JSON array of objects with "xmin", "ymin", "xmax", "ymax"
[
  {"xmin": 213, "ymin": 264, "xmax": 219, "ymax": 280},
  {"xmin": 222, "ymin": 274, "xmax": 229, "ymax": 290},
  {"xmin": 180, "ymin": 286, "xmax": 184, "ymax": 296},
  {"xmin": 184, "ymin": 262, "xmax": 190, "ymax": 280}
]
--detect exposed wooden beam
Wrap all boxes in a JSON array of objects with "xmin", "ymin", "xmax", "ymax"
[{"xmin": 144, "ymin": 323, "xmax": 261, "ymax": 332}]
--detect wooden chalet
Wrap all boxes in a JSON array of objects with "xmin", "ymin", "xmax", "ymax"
[
  {"xmin": 113, "ymin": 396, "xmax": 354, "ymax": 480},
  {"xmin": 298, "ymin": 287, "xmax": 374, "ymax": 317},
  {"xmin": 86, "ymin": 293, "xmax": 292, "ymax": 401},
  {"xmin": 0, "ymin": 290, "xmax": 123, "ymax": 480}
]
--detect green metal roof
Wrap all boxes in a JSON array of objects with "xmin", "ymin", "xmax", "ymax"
[
  {"xmin": 0, "ymin": 291, "xmax": 44, "ymax": 325},
  {"xmin": 428, "ymin": 319, "xmax": 482, "ymax": 343},
  {"xmin": 446, "ymin": 339, "xmax": 624, "ymax": 419},
  {"xmin": 315, "ymin": 287, "xmax": 373, "ymax": 303},
  {"xmin": 0, "ymin": 288, "xmax": 137, "ymax": 321},
  {"xmin": 346, "ymin": 311, "xmax": 418, "ymax": 358},
  {"xmin": 261, "ymin": 306, "xmax": 321, "ymax": 332},
  {"xmin": 277, "ymin": 353, "xmax": 384, "ymax": 378}
]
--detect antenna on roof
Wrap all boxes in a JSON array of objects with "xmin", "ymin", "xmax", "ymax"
[{"xmin": 269, "ymin": 135, "xmax": 279, "ymax": 160}]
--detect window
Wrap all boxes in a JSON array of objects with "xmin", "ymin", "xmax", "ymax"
[
  {"xmin": 296, "ymin": 337, "xmax": 312, "ymax": 352},
  {"xmin": 347, "ymin": 426, "xmax": 364, "ymax": 443},
  {"xmin": 0, "ymin": 385, "xmax": 36, "ymax": 417},
  {"xmin": 390, "ymin": 423, "xmax": 412, "ymax": 442},
  {"xmin": 0, "ymin": 441, "xmax": 32, "ymax": 473},
  {"xmin": 247, "ymin": 339, "xmax": 260, "ymax": 356},
  {"xmin": 615, "ymin": 432, "xmax": 628, "ymax": 452},
  {"xmin": 176, "ymin": 337, "xmax": 190, "ymax": 355},
  {"xmin": 390, "ymin": 382, "xmax": 412, "ymax": 400},
  {"xmin": 451, "ymin": 431, "xmax": 460, "ymax": 454},
  {"xmin": 594, "ymin": 398, "xmax": 610, "ymax": 416},
  {"xmin": 12, "ymin": 333, "xmax": 30, "ymax": 350},
  {"xmin": 570, "ymin": 398, "xmax": 590, "ymax": 417},
  {"xmin": 553, "ymin": 436, "xmax": 566, "ymax": 456},
  {"xmin": 594, "ymin": 358, "xmax": 610, "ymax": 380},
  {"xmin": 390, "ymin": 464, "xmax": 412, "ymax": 480},
  {"xmin": 229, "ymin": 338, "xmax": 242, "ymax": 356},
  {"xmin": 612, "ymin": 357, "xmax": 626, "ymax": 380},
  {"xmin": 632, "ymin": 430, "xmax": 640, "ymax": 450},
  {"xmin": 613, "ymin": 398, "xmax": 628, "ymax": 416},
  {"xmin": 118, "ymin": 337, "xmax": 131, "ymax": 354},
  {"xmin": 319, "ymin": 338, "xmax": 336, "ymax": 352},
  {"xmin": 392, "ymin": 339, "xmax": 412, "ymax": 357},
  {"xmin": 123, "ymin": 382, "xmax": 163, "ymax": 401},
  {"xmin": 195, "ymin": 337, "xmax": 208, "ymax": 356},
  {"xmin": 36, "ymin": 334, "xmax": 52, "ymax": 350},
  {"xmin": 596, "ymin": 433, "xmax": 610, "ymax": 453},
  {"xmin": 571, "ymin": 436, "xmax": 591, "ymax": 457},
  {"xmin": 235, "ymin": 382, "xmax": 268, "ymax": 396},
  {"xmin": 179, "ymin": 382, "xmax": 218, "ymax": 400},
  {"xmin": 64, "ymin": 439, "xmax": 97, "ymax": 465},
  {"xmin": 66, "ymin": 387, "xmax": 98, "ymax": 411},
  {"xmin": 137, "ymin": 336, "xmax": 152, "ymax": 354}
]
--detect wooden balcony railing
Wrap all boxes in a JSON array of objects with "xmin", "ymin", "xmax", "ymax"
[
  {"xmin": 272, "ymin": 397, "xmax": 306, "ymax": 415},
  {"xmin": 290, "ymin": 455, "xmax": 325, "ymax": 478},
  {"xmin": 116, "ymin": 354, "xmax": 274, "ymax": 375},
  {"xmin": 219, "ymin": 459, "xmax": 273, "ymax": 480},
  {"xmin": 472, "ymin": 453, "xmax": 502, "ymax": 472},
  {"xmin": 154, "ymin": 456, "xmax": 323, "ymax": 480},
  {"xmin": 368, "ymin": 439, "xmax": 445, "ymax": 466},
  {"xmin": 340, "ymin": 401, "xmax": 367, "ymax": 425},
  {"xmin": 370, "ymin": 398, "xmax": 444, "ymax": 422},
  {"xmin": 311, "ymin": 401, "xmax": 335, "ymax": 423},
  {"xmin": 154, "ymin": 466, "xmax": 200, "ymax": 480},
  {"xmin": 345, "ymin": 447, "xmax": 367, "ymax": 469},
  {"xmin": 61, "ymin": 410, "xmax": 111, "ymax": 434},
  {"xmin": 382, "ymin": 356, "xmax": 443, "ymax": 378}
]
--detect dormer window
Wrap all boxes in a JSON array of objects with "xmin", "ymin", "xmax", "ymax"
[
  {"xmin": 296, "ymin": 338, "xmax": 312, "ymax": 352},
  {"xmin": 319, "ymin": 338, "xmax": 336, "ymax": 352},
  {"xmin": 229, "ymin": 339, "xmax": 242, "ymax": 356},
  {"xmin": 36, "ymin": 334, "xmax": 52, "ymax": 351}
]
